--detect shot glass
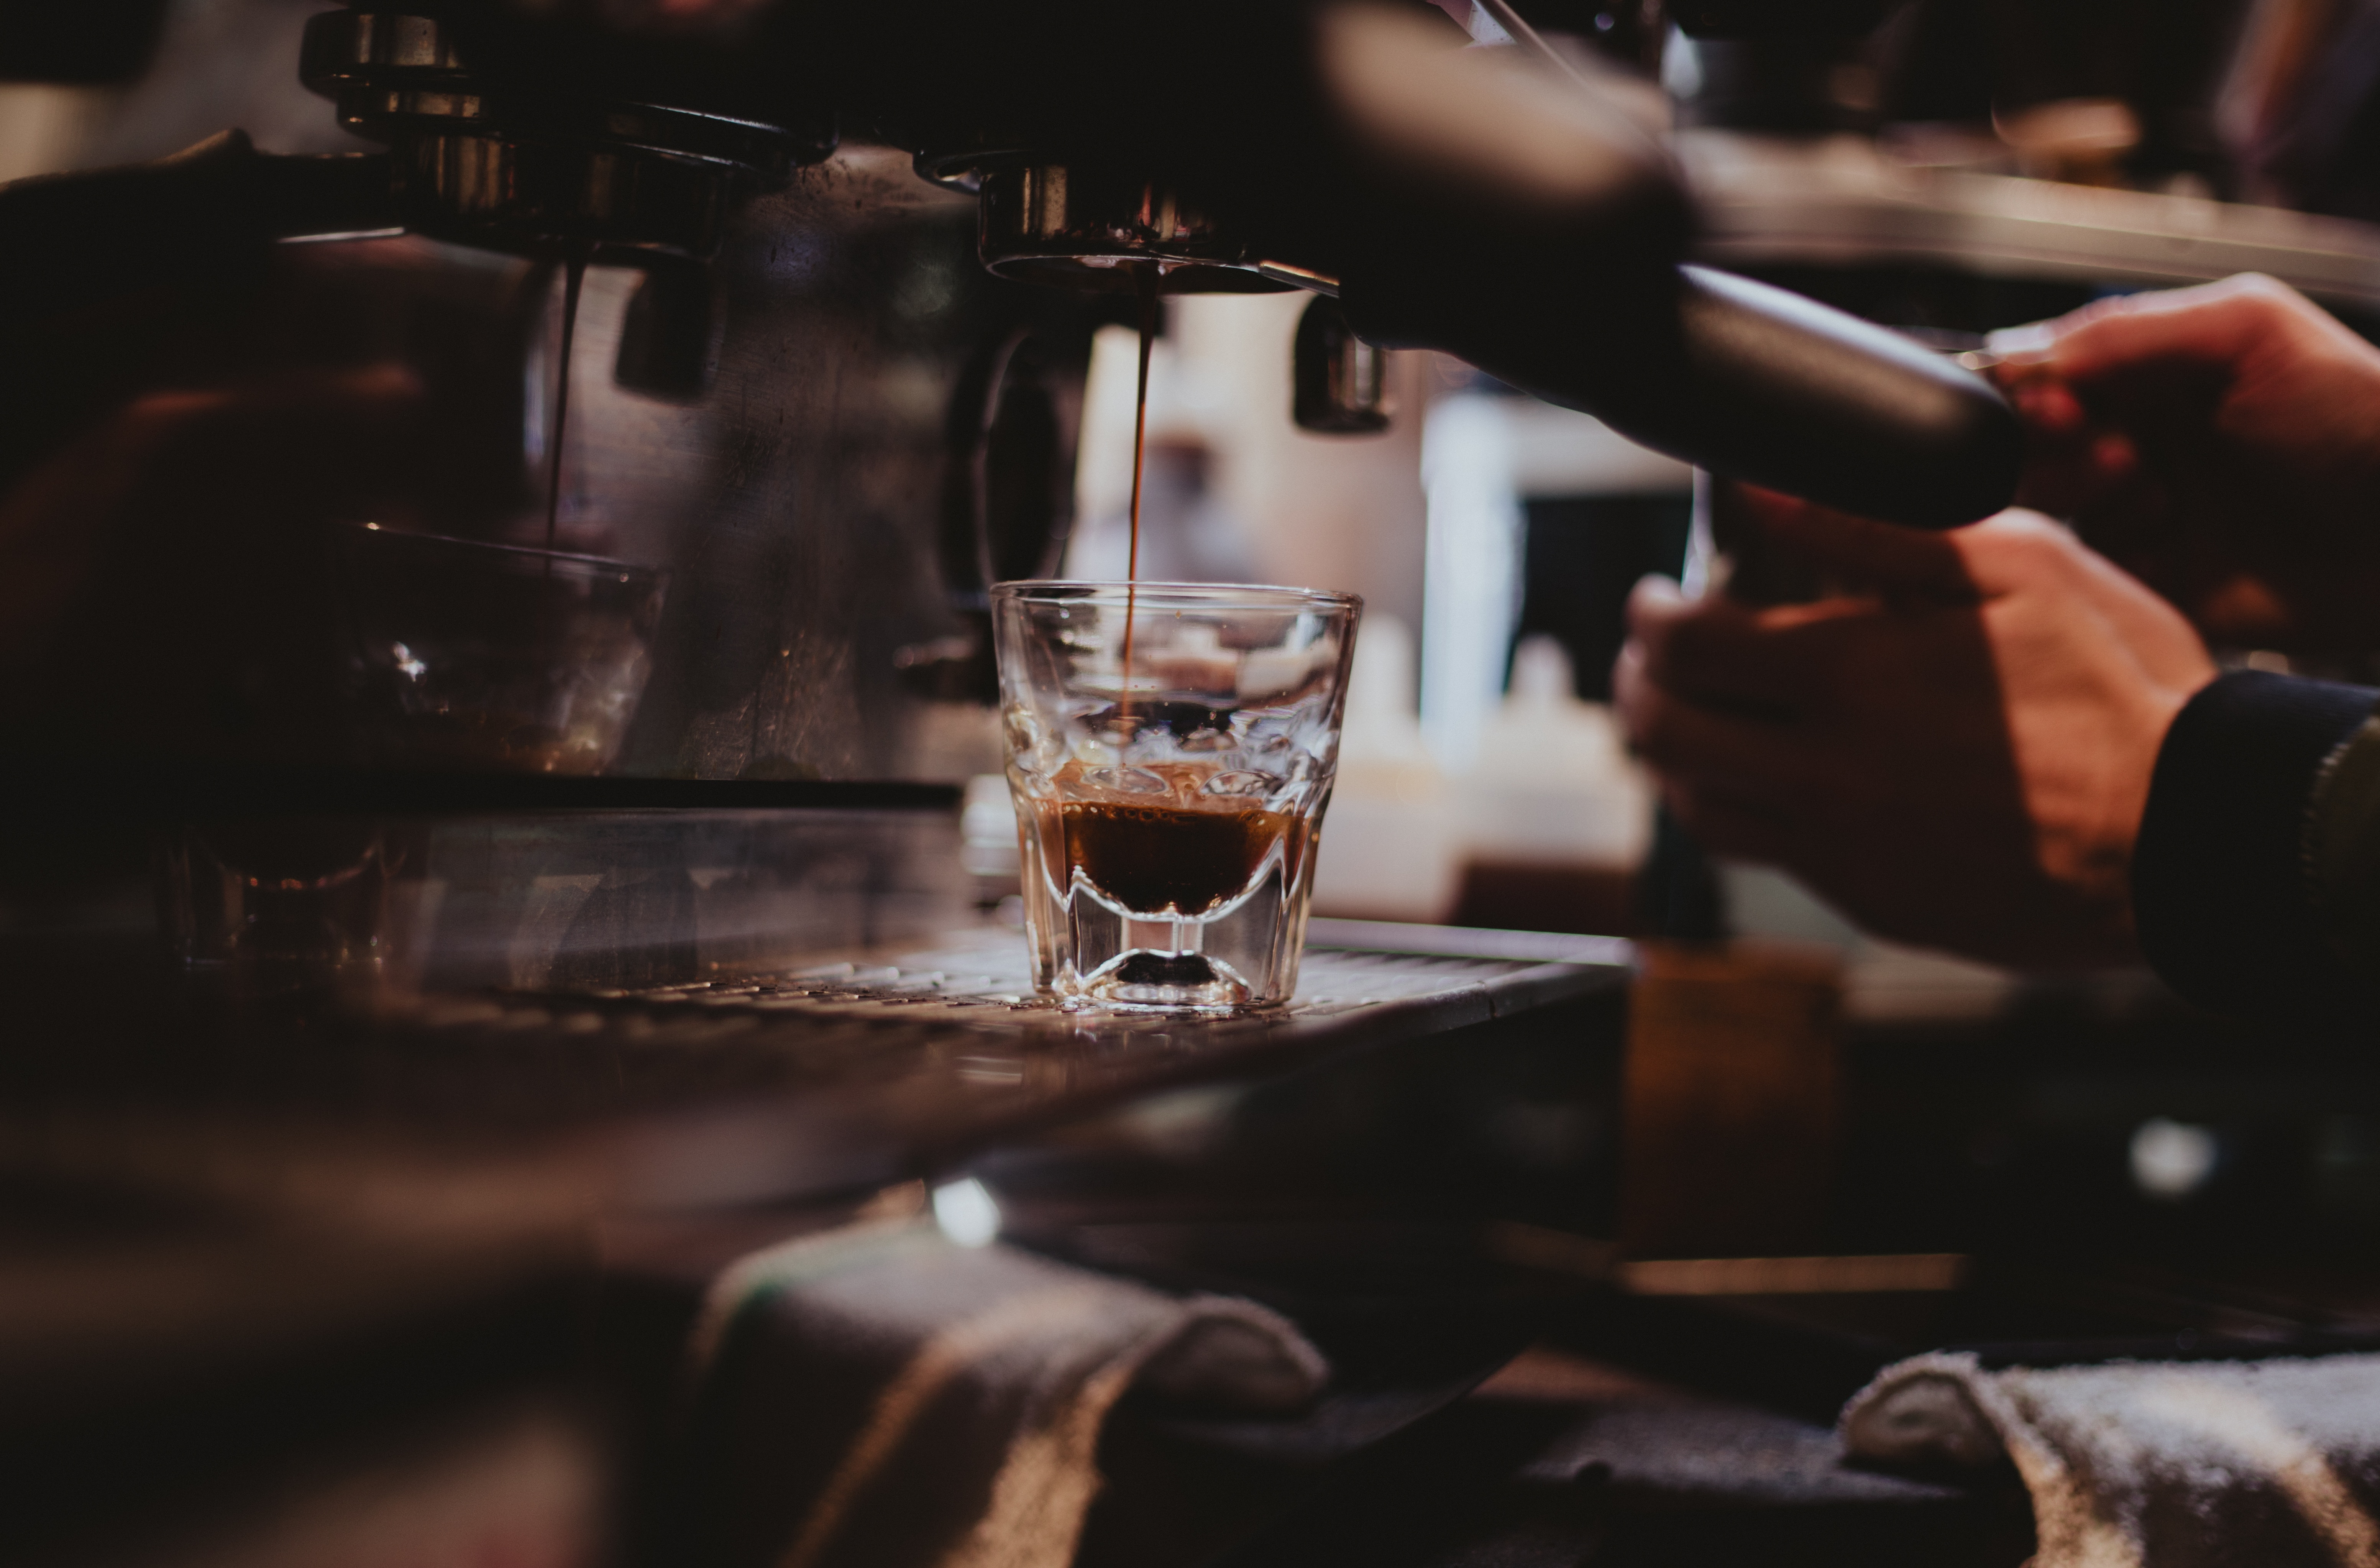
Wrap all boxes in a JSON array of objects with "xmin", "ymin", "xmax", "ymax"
[{"xmin": 991, "ymin": 580, "xmax": 1361, "ymax": 1011}]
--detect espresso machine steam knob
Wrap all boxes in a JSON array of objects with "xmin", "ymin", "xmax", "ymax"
[{"xmin": 1291, "ymin": 295, "xmax": 1391, "ymax": 435}]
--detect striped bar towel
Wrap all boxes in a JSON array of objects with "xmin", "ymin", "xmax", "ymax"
[
  {"xmin": 1840, "ymin": 1351, "xmax": 2380, "ymax": 1566},
  {"xmin": 671, "ymin": 1214, "xmax": 1329, "ymax": 1568}
]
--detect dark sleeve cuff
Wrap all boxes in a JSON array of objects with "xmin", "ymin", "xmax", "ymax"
[{"xmin": 2132, "ymin": 670, "xmax": 2379, "ymax": 1018}]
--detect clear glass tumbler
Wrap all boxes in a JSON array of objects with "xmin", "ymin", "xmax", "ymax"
[
  {"xmin": 991, "ymin": 581, "xmax": 1361, "ymax": 1011},
  {"xmin": 336, "ymin": 523, "xmax": 668, "ymax": 775}
]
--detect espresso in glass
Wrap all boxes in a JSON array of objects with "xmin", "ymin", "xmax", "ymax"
[{"xmin": 992, "ymin": 583, "xmax": 1359, "ymax": 1011}]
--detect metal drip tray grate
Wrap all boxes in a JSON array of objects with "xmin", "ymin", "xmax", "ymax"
[
  {"xmin": 546, "ymin": 927, "xmax": 1598, "ymax": 1025},
  {"xmin": 340, "ymin": 924, "xmax": 1632, "ymax": 1142},
  {"xmin": 4, "ymin": 923, "xmax": 1628, "ymax": 1217}
]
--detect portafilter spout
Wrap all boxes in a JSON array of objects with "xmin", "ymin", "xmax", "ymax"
[{"xmin": 915, "ymin": 149, "xmax": 1390, "ymax": 435}]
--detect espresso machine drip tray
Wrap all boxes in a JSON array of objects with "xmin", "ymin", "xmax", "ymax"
[
  {"xmin": 516, "ymin": 923, "xmax": 1620, "ymax": 1039},
  {"xmin": 339, "ymin": 923, "xmax": 1630, "ymax": 1208},
  {"xmin": 3, "ymin": 901, "xmax": 1629, "ymax": 1222}
]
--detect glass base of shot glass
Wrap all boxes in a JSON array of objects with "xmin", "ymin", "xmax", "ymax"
[{"xmin": 1019, "ymin": 848, "xmax": 1315, "ymax": 1013}]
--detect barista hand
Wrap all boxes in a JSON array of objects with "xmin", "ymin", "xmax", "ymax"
[
  {"xmin": 1615, "ymin": 495, "xmax": 2216, "ymax": 967},
  {"xmin": 1993, "ymin": 273, "xmax": 2380, "ymax": 650}
]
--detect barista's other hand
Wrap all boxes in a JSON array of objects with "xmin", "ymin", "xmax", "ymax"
[
  {"xmin": 1994, "ymin": 273, "xmax": 2380, "ymax": 649},
  {"xmin": 1615, "ymin": 496, "xmax": 2216, "ymax": 968}
]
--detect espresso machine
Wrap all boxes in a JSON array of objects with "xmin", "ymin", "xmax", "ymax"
[{"xmin": 0, "ymin": 5, "xmax": 2075, "ymax": 1564}]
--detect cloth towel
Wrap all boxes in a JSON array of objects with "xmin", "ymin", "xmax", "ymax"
[
  {"xmin": 672, "ymin": 1214, "xmax": 1330, "ymax": 1568},
  {"xmin": 1841, "ymin": 1350, "xmax": 2380, "ymax": 1567}
]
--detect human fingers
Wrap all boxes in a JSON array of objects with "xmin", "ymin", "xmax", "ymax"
[
  {"xmin": 1951, "ymin": 506, "xmax": 2214, "ymax": 695},
  {"xmin": 1615, "ymin": 637, "xmax": 1831, "ymax": 804},
  {"xmin": 1618, "ymin": 645, "xmax": 1824, "ymax": 868},
  {"xmin": 1984, "ymin": 346, "xmax": 2149, "ymax": 528},
  {"xmin": 1626, "ymin": 572, "xmax": 1896, "ymax": 713},
  {"xmin": 1736, "ymin": 487, "xmax": 1979, "ymax": 601},
  {"xmin": 1919, "ymin": 506, "xmax": 2174, "ymax": 606},
  {"xmin": 1627, "ymin": 576, "xmax": 1800, "ymax": 710},
  {"xmin": 2044, "ymin": 534, "xmax": 2218, "ymax": 691},
  {"xmin": 1994, "ymin": 358, "xmax": 2091, "ymax": 438},
  {"xmin": 1663, "ymin": 781, "xmax": 1794, "ymax": 865},
  {"xmin": 2015, "ymin": 430, "xmax": 2143, "ymax": 520},
  {"xmin": 1999, "ymin": 273, "xmax": 2331, "ymax": 388},
  {"xmin": 1993, "ymin": 365, "xmax": 2140, "ymax": 476}
]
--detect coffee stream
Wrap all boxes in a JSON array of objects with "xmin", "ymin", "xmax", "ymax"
[
  {"xmin": 545, "ymin": 247, "xmax": 590, "ymax": 553},
  {"xmin": 1055, "ymin": 270, "xmax": 1300, "ymax": 924},
  {"xmin": 1118, "ymin": 265, "xmax": 1159, "ymax": 702}
]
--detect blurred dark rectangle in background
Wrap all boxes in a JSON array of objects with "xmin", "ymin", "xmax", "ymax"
[
  {"xmin": 0, "ymin": 1, "xmax": 171, "ymax": 84},
  {"xmin": 1512, "ymin": 494, "xmax": 1691, "ymax": 703}
]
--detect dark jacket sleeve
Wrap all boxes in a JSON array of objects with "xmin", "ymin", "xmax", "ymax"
[{"xmin": 2131, "ymin": 670, "xmax": 2380, "ymax": 1019}]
